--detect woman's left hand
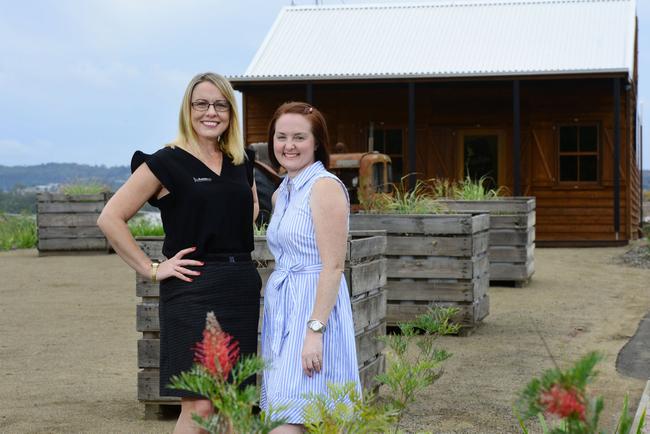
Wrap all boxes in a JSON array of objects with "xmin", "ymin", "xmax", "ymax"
[{"xmin": 301, "ymin": 330, "xmax": 323, "ymax": 377}]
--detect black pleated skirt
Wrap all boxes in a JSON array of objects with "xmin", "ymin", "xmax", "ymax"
[{"xmin": 159, "ymin": 260, "xmax": 261, "ymax": 397}]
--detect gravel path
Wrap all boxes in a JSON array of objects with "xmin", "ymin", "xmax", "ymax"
[{"xmin": 1, "ymin": 245, "xmax": 648, "ymax": 433}]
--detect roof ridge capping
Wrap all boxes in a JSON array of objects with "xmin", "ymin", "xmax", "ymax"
[{"xmin": 285, "ymin": 0, "xmax": 632, "ymax": 11}]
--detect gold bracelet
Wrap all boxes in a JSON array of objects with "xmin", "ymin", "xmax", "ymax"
[{"xmin": 150, "ymin": 262, "xmax": 159, "ymax": 283}]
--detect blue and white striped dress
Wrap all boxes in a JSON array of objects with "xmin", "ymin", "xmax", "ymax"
[{"xmin": 260, "ymin": 161, "xmax": 361, "ymax": 423}]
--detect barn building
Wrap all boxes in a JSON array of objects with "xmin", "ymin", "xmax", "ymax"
[{"xmin": 231, "ymin": 0, "xmax": 642, "ymax": 245}]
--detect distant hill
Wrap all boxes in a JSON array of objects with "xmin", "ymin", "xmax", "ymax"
[
  {"xmin": 0, "ymin": 163, "xmax": 130, "ymax": 192},
  {"xmin": 644, "ymin": 170, "xmax": 650, "ymax": 191}
]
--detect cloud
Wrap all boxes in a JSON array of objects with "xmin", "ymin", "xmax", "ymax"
[
  {"xmin": 68, "ymin": 61, "xmax": 140, "ymax": 88},
  {"xmin": 150, "ymin": 65, "xmax": 191, "ymax": 89},
  {"xmin": 0, "ymin": 139, "xmax": 54, "ymax": 165},
  {"xmin": 58, "ymin": 0, "xmax": 234, "ymax": 52}
]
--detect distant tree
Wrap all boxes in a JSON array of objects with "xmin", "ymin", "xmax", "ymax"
[
  {"xmin": 0, "ymin": 163, "xmax": 130, "ymax": 192},
  {"xmin": 0, "ymin": 191, "xmax": 36, "ymax": 214}
]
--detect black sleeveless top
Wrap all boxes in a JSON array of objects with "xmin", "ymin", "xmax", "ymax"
[{"xmin": 131, "ymin": 146, "xmax": 255, "ymax": 260}]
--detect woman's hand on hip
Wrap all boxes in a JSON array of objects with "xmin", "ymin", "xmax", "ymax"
[
  {"xmin": 302, "ymin": 330, "xmax": 324, "ymax": 377},
  {"xmin": 156, "ymin": 246, "xmax": 203, "ymax": 282}
]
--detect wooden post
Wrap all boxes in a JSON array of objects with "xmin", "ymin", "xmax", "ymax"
[
  {"xmin": 512, "ymin": 80, "xmax": 522, "ymax": 196},
  {"xmin": 613, "ymin": 78, "xmax": 621, "ymax": 238},
  {"xmin": 408, "ymin": 82, "xmax": 416, "ymax": 190}
]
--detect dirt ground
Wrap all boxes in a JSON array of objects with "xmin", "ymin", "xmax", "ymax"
[{"xmin": 0, "ymin": 245, "xmax": 648, "ymax": 433}]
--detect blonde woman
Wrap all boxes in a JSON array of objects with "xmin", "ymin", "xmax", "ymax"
[{"xmin": 98, "ymin": 72, "xmax": 260, "ymax": 433}]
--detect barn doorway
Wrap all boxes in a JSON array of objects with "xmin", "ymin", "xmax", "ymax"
[{"xmin": 458, "ymin": 130, "xmax": 505, "ymax": 191}]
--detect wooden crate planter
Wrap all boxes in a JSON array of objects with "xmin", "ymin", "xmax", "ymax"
[
  {"xmin": 349, "ymin": 213, "xmax": 490, "ymax": 330},
  {"xmin": 135, "ymin": 231, "xmax": 387, "ymax": 412},
  {"xmin": 438, "ymin": 197, "xmax": 536, "ymax": 285},
  {"xmin": 36, "ymin": 192, "xmax": 111, "ymax": 255}
]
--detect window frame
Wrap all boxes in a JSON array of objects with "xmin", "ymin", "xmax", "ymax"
[{"xmin": 556, "ymin": 123, "xmax": 601, "ymax": 185}]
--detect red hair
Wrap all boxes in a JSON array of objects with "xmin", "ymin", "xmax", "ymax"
[{"xmin": 267, "ymin": 101, "xmax": 330, "ymax": 169}]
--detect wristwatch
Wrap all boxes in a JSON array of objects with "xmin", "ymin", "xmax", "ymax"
[{"xmin": 307, "ymin": 319, "xmax": 326, "ymax": 333}]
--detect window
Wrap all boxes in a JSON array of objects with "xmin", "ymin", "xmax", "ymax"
[
  {"xmin": 373, "ymin": 128, "xmax": 403, "ymax": 181},
  {"xmin": 558, "ymin": 125, "xmax": 599, "ymax": 182}
]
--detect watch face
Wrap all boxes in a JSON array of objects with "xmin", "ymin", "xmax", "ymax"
[{"xmin": 308, "ymin": 320, "xmax": 324, "ymax": 332}]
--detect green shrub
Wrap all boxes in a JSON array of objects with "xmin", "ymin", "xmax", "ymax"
[
  {"xmin": 169, "ymin": 312, "xmax": 285, "ymax": 433},
  {"xmin": 303, "ymin": 383, "xmax": 396, "ymax": 433},
  {"xmin": 515, "ymin": 352, "xmax": 645, "ymax": 434},
  {"xmin": 0, "ymin": 213, "xmax": 37, "ymax": 250},
  {"xmin": 376, "ymin": 306, "xmax": 460, "ymax": 432},
  {"xmin": 171, "ymin": 307, "xmax": 459, "ymax": 433},
  {"xmin": 60, "ymin": 182, "xmax": 109, "ymax": 195},
  {"xmin": 129, "ymin": 217, "xmax": 164, "ymax": 237}
]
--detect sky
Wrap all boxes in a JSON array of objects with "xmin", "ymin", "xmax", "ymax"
[{"xmin": 0, "ymin": 0, "xmax": 648, "ymax": 169}]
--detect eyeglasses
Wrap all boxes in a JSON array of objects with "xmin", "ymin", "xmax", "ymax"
[{"xmin": 191, "ymin": 100, "xmax": 230, "ymax": 112}]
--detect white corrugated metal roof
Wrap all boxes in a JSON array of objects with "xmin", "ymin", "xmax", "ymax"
[{"xmin": 234, "ymin": 0, "xmax": 636, "ymax": 82}]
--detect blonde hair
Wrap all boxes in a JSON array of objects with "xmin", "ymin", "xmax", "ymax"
[{"xmin": 169, "ymin": 72, "xmax": 245, "ymax": 165}]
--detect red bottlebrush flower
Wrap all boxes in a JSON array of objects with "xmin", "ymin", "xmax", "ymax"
[
  {"xmin": 194, "ymin": 311, "xmax": 240, "ymax": 380},
  {"xmin": 539, "ymin": 384, "xmax": 586, "ymax": 421}
]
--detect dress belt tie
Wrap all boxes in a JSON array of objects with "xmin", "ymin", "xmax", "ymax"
[{"xmin": 266, "ymin": 263, "xmax": 323, "ymax": 357}]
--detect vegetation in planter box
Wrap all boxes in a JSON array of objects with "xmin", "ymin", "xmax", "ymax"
[
  {"xmin": 361, "ymin": 176, "xmax": 447, "ymax": 214},
  {"xmin": 59, "ymin": 181, "xmax": 110, "ymax": 195},
  {"xmin": 128, "ymin": 217, "xmax": 164, "ymax": 237},
  {"xmin": 431, "ymin": 175, "xmax": 507, "ymax": 200}
]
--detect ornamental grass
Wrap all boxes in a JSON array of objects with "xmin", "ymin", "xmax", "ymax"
[
  {"xmin": 360, "ymin": 176, "xmax": 447, "ymax": 214},
  {"xmin": 431, "ymin": 175, "xmax": 508, "ymax": 200},
  {"xmin": 59, "ymin": 181, "xmax": 109, "ymax": 195},
  {"xmin": 360, "ymin": 174, "xmax": 511, "ymax": 214}
]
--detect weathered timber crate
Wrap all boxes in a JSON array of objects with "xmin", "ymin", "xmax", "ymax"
[
  {"xmin": 36, "ymin": 192, "xmax": 111, "ymax": 255},
  {"xmin": 438, "ymin": 197, "xmax": 535, "ymax": 285},
  {"xmin": 349, "ymin": 213, "xmax": 490, "ymax": 330},
  {"xmin": 135, "ymin": 231, "xmax": 387, "ymax": 412}
]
